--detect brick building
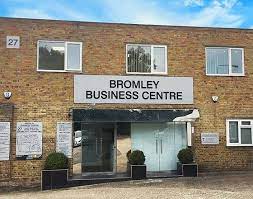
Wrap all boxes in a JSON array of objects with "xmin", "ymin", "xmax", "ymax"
[{"xmin": 0, "ymin": 17, "xmax": 252, "ymax": 186}]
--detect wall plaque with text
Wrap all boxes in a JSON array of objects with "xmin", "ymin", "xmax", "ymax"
[
  {"xmin": 56, "ymin": 122, "xmax": 72, "ymax": 158},
  {"xmin": 201, "ymin": 133, "xmax": 219, "ymax": 145},
  {"xmin": 16, "ymin": 122, "xmax": 42, "ymax": 158},
  {"xmin": 0, "ymin": 122, "xmax": 11, "ymax": 161}
]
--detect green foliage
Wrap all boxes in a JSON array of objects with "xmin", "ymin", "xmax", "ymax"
[
  {"xmin": 127, "ymin": 46, "xmax": 151, "ymax": 73},
  {"xmin": 44, "ymin": 152, "xmax": 68, "ymax": 170},
  {"xmin": 177, "ymin": 148, "xmax": 194, "ymax": 164},
  {"xmin": 126, "ymin": 149, "xmax": 131, "ymax": 161},
  {"xmin": 39, "ymin": 46, "xmax": 64, "ymax": 70},
  {"xmin": 128, "ymin": 150, "xmax": 145, "ymax": 165}
]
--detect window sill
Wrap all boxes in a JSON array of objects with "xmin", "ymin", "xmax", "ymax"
[
  {"xmin": 126, "ymin": 72, "xmax": 168, "ymax": 75},
  {"xmin": 206, "ymin": 74, "xmax": 245, "ymax": 77},
  {"xmin": 227, "ymin": 144, "xmax": 253, "ymax": 147},
  {"xmin": 37, "ymin": 69, "xmax": 82, "ymax": 73}
]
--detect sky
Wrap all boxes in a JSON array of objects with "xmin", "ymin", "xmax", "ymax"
[{"xmin": 1, "ymin": 0, "xmax": 253, "ymax": 28}]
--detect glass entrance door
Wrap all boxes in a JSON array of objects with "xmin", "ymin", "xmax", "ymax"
[
  {"xmin": 131, "ymin": 122, "xmax": 187, "ymax": 172},
  {"xmin": 81, "ymin": 123, "xmax": 115, "ymax": 173}
]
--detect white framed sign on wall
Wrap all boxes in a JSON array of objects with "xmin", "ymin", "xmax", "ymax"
[
  {"xmin": 201, "ymin": 133, "xmax": 219, "ymax": 145},
  {"xmin": 16, "ymin": 122, "xmax": 42, "ymax": 159},
  {"xmin": 56, "ymin": 122, "xmax": 72, "ymax": 158},
  {"xmin": 0, "ymin": 122, "xmax": 11, "ymax": 161}
]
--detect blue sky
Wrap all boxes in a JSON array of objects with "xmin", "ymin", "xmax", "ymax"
[{"xmin": 1, "ymin": 0, "xmax": 253, "ymax": 28}]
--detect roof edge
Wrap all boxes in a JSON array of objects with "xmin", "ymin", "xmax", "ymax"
[{"xmin": 0, "ymin": 16, "xmax": 253, "ymax": 32}]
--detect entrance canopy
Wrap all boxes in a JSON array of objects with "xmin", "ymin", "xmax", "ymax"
[{"xmin": 72, "ymin": 109, "xmax": 194, "ymax": 122}]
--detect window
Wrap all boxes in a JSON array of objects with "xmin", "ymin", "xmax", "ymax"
[
  {"xmin": 206, "ymin": 47, "xmax": 244, "ymax": 76},
  {"xmin": 226, "ymin": 119, "xmax": 253, "ymax": 146},
  {"xmin": 37, "ymin": 40, "xmax": 82, "ymax": 72},
  {"xmin": 126, "ymin": 44, "xmax": 167, "ymax": 74}
]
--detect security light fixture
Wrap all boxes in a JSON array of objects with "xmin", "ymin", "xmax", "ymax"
[
  {"xmin": 3, "ymin": 91, "xmax": 12, "ymax": 99},
  {"xmin": 212, "ymin": 96, "xmax": 219, "ymax": 103}
]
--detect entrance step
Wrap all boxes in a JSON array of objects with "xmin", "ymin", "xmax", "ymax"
[{"xmin": 66, "ymin": 176, "xmax": 131, "ymax": 188}]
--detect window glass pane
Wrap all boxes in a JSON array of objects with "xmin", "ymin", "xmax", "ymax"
[
  {"xmin": 229, "ymin": 121, "xmax": 238, "ymax": 143},
  {"xmin": 153, "ymin": 47, "xmax": 166, "ymax": 73},
  {"xmin": 38, "ymin": 41, "xmax": 64, "ymax": 70},
  {"xmin": 231, "ymin": 49, "xmax": 243, "ymax": 74},
  {"xmin": 67, "ymin": 43, "xmax": 81, "ymax": 70},
  {"xmin": 241, "ymin": 121, "xmax": 251, "ymax": 125},
  {"xmin": 127, "ymin": 45, "xmax": 151, "ymax": 73},
  {"xmin": 241, "ymin": 128, "xmax": 252, "ymax": 144},
  {"xmin": 206, "ymin": 48, "xmax": 229, "ymax": 74}
]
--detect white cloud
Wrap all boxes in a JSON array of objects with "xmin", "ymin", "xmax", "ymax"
[
  {"xmin": 7, "ymin": 0, "xmax": 244, "ymax": 28},
  {"xmin": 8, "ymin": 1, "xmax": 96, "ymax": 22},
  {"xmin": 103, "ymin": 0, "xmax": 243, "ymax": 28},
  {"xmin": 11, "ymin": 8, "xmax": 52, "ymax": 19},
  {"xmin": 188, "ymin": 0, "xmax": 243, "ymax": 27},
  {"xmin": 184, "ymin": 0, "xmax": 204, "ymax": 7},
  {"xmin": 103, "ymin": 0, "xmax": 171, "ymax": 25}
]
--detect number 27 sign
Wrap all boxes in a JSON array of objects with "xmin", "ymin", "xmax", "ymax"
[{"xmin": 6, "ymin": 36, "xmax": 20, "ymax": 48}]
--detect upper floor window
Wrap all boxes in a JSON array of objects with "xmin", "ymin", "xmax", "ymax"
[
  {"xmin": 37, "ymin": 40, "xmax": 82, "ymax": 72},
  {"xmin": 226, "ymin": 119, "xmax": 253, "ymax": 146},
  {"xmin": 206, "ymin": 47, "xmax": 244, "ymax": 76},
  {"xmin": 126, "ymin": 44, "xmax": 167, "ymax": 74}
]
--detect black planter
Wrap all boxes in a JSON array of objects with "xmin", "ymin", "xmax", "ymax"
[
  {"xmin": 181, "ymin": 163, "xmax": 198, "ymax": 177},
  {"xmin": 41, "ymin": 169, "xmax": 68, "ymax": 190},
  {"xmin": 130, "ymin": 165, "xmax": 146, "ymax": 180},
  {"xmin": 177, "ymin": 162, "xmax": 183, "ymax": 175}
]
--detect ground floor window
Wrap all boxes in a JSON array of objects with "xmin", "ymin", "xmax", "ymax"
[{"xmin": 226, "ymin": 119, "xmax": 253, "ymax": 146}]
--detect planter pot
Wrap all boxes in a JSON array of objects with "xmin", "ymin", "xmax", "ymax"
[
  {"xmin": 182, "ymin": 163, "xmax": 198, "ymax": 177},
  {"xmin": 127, "ymin": 162, "xmax": 131, "ymax": 177},
  {"xmin": 177, "ymin": 162, "xmax": 182, "ymax": 175},
  {"xmin": 130, "ymin": 165, "xmax": 146, "ymax": 180},
  {"xmin": 41, "ymin": 169, "xmax": 68, "ymax": 190}
]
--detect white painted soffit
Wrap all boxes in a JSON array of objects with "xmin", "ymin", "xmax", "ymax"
[{"xmin": 173, "ymin": 109, "xmax": 200, "ymax": 122}]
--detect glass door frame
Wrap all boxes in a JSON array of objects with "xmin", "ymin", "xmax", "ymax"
[{"xmin": 81, "ymin": 122, "xmax": 117, "ymax": 176}]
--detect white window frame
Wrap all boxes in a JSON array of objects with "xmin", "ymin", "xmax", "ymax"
[
  {"xmin": 205, "ymin": 47, "xmax": 245, "ymax": 76},
  {"xmin": 126, "ymin": 44, "xmax": 168, "ymax": 75},
  {"xmin": 226, "ymin": 119, "xmax": 253, "ymax": 146},
  {"xmin": 37, "ymin": 40, "xmax": 83, "ymax": 72}
]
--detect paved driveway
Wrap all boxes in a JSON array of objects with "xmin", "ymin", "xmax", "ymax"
[{"xmin": 1, "ymin": 173, "xmax": 253, "ymax": 199}]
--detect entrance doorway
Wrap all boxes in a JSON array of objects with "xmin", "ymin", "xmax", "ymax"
[
  {"xmin": 131, "ymin": 122, "xmax": 187, "ymax": 172},
  {"xmin": 81, "ymin": 123, "xmax": 116, "ymax": 174}
]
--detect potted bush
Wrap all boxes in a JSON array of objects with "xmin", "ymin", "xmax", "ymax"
[
  {"xmin": 177, "ymin": 148, "xmax": 198, "ymax": 177},
  {"xmin": 41, "ymin": 152, "xmax": 69, "ymax": 190},
  {"xmin": 128, "ymin": 150, "xmax": 146, "ymax": 180}
]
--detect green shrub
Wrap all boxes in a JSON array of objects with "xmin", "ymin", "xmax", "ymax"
[
  {"xmin": 44, "ymin": 152, "xmax": 68, "ymax": 170},
  {"xmin": 126, "ymin": 149, "xmax": 131, "ymax": 162},
  {"xmin": 129, "ymin": 150, "xmax": 145, "ymax": 165},
  {"xmin": 177, "ymin": 148, "xmax": 194, "ymax": 164}
]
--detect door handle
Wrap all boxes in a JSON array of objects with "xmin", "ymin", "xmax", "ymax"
[
  {"xmin": 161, "ymin": 139, "xmax": 163, "ymax": 154},
  {"xmin": 156, "ymin": 139, "xmax": 158, "ymax": 154},
  {"xmin": 100, "ymin": 138, "xmax": 102, "ymax": 154},
  {"xmin": 95, "ymin": 138, "xmax": 98, "ymax": 155}
]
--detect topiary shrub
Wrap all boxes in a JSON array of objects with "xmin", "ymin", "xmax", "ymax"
[
  {"xmin": 44, "ymin": 152, "xmax": 68, "ymax": 170},
  {"xmin": 129, "ymin": 150, "xmax": 145, "ymax": 165},
  {"xmin": 126, "ymin": 149, "xmax": 131, "ymax": 162},
  {"xmin": 177, "ymin": 148, "xmax": 194, "ymax": 164}
]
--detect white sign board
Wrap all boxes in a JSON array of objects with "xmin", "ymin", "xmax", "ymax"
[
  {"xmin": 201, "ymin": 133, "xmax": 219, "ymax": 145},
  {"xmin": 16, "ymin": 122, "xmax": 42, "ymax": 156},
  {"xmin": 74, "ymin": 75, "xmax": 193, "ymax": 104},
  {"xmin": 0, "ymin": 122, "xmax": 11, "ymax": 161},
  {"xmin": 6, "ymin": 36, "xmax": 20, "ymax": 48},
  {"xmin": 56, "ymin": 122, "xmax": 72, "ymax": 158}
]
